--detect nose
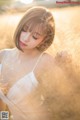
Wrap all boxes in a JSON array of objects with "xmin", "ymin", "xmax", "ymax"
[{"xmin": 21, "ymin": 32, "xmax": 31, "ymax": 43}]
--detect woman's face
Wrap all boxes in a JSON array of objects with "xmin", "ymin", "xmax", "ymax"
[{"xmin": 19, "ymin": 30, "xmax": 44, "ymax": 50}]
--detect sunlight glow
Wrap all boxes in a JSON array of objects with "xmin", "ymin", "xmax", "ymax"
[{"xmin": 19, "ymin": 0, "xmax": 33, "ymax": 4}]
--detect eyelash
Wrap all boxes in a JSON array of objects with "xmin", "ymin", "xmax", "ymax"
[
  {"xmin": 22, "ymin": 29, "xmax": 26, "ymax": 32},
  {"xmin": 22, "ymin": 30, "xmax": 38, "ymax": 40},
  {"xmin": 32, "ymin": 36, "xmax": 38, "ymax": 40}
]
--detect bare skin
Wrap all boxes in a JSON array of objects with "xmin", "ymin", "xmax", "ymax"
[
  {"xmin": 0, "ymin": 28, "xmax": 55, "ymax": 115},
  {"xmin": 1, "ymin": 48, "xmax": 79, "ymax": 120},
  {"xmin": 0, "ymin": 48, "xmax": 52, "ymax": 88},
  {"xmin": 0, "ymin": 47, "xmax": 55, "ymax": 112}
]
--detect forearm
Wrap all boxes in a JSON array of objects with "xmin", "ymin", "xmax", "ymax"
[
  {"xmin": 0, "ymin": 99, "xmax": 6, "ymax": 111},
  {"xmin": 0, "ymin": 83, "xmax": 8, "ymax": 111}
]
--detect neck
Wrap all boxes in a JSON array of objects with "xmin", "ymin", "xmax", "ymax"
[{"xmin": 15, "ymin": 48, "xmax": 42, "ymax": 60}]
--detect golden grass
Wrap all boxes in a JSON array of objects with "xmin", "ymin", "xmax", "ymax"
[{"xmin": 0, "ymin": 6, "xmax": 80, "ymax": 120}]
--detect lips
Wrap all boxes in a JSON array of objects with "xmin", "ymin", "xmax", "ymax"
[{"xmin": 19, "ymin": 41, "xmax": 27, "ymax": 47}]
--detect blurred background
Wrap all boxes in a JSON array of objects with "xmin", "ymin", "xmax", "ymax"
[
  {"xmin": 0, "ymin": 0, "xmax": 80, "ymax": 119},
  {"xmin": 0, "ymin": 0, "xmax": 80, "ymax": 63}
]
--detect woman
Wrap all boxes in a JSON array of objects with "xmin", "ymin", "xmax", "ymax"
[{"xmin": 0, "ymin": 6, "xmax": 63, "ymax": 120}]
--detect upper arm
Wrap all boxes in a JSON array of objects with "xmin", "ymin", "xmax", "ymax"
[
  {"xmin": 36, "ymin": 53, "xmax": 69, "ymax": 102},
  {"xmin": 0, "ymin": 49, "xmax": 6, "ymax": 64}
]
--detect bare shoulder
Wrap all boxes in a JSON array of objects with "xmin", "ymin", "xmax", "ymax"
[
  {"xmin": 0, "ymin": 48, "xmax": 15, "ymax": 54},
  {"xmin": 42, "ymin": 53, "xmax": 66, "ymax": 79},
  {"xmin": 38, "ymin": 52, "xmax": 64, "ymax": 76},
  {"xmin": 41, "ymin": 52, "xmax": 55, "ymax": 69},
  {"xmin": 0, "ymin": 48, "xmax": 16, "ymax": 63},
  {"xmin": 43, "ymin": 52, "xmax": 54, "ymax": 63},
  {"xmin": 0, "ymin": 48, "xmax": 9, "ymax": 63}
]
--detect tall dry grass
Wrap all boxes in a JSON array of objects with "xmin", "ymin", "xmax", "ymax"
[{"xmin": 0, "ymin": 6, "xmax": 80, "ymax": 120}]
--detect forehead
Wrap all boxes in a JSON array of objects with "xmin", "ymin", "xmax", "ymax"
[{"xmin": 23, "ymin": 20, "xmax": 47, "ymax": 36}]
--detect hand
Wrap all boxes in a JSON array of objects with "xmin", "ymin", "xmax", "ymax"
[
  {"xmin": 55, "ymin": 51, "xmax": 72, "ymax": 65},
  {"xmin": 0, "ymin": 83, "xmax": 9, "ymax": 95}
]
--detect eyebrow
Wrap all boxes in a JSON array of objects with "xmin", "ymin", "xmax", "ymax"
[
  {"xmin": 22, "ymin": 24, "xmax": 43, "ymax": 37},
  {"xmin": 34, "ymin": 32, "xmax": 42, "ymax": 36}
]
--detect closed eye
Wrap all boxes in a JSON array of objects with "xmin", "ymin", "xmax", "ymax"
[
  {"xmin": 22, "ymin": 29, "xmax": 26, "ymax": 32},
  {"xmin": 32, "ymin": 36, "xmax": 38, "ymax": 40}
]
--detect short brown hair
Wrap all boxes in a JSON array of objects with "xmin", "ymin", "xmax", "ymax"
[{"xmin": 13, "ymin": 6, "xmax": 55, "ymax": 52}]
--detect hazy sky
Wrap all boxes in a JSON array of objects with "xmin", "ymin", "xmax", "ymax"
[{"xmin": 15, "ymin": 0, "xmax": 33, "ymax": 4}]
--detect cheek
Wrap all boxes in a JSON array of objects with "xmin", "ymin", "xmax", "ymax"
[
  {"xmin": 20, "ymin": 33, "xmax": 26, "ymax": 42},
  {"xmin": 20, "ymin": 31, "xmax": 30, "ymax": 41},
  {"xmin": 32, "ymin": 39, "xmax": 43, "ymax": 46},
  {"xmin": 20, "ymin": 32, "xmax": 26, "ymax": 38},
  {"xmin": 30, "ymin": 42, "xmax": 39, "ymax": 47}
]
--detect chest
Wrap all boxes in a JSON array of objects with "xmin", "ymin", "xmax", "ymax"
[{"xmin": 1, "ymin": 55, "xmax": 36, "ymax": 87}]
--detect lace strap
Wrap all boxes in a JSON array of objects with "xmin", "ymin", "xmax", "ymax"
[{"xmin": 32, "ymin": 52, "xmax": 45, "ymax": 72}]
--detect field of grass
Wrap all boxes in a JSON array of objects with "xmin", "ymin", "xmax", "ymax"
[
  {"xmin": 0, "ymin": 6, "xmax": 80, "ymax": 62},
  {"xmin": 0, "ymin": 6, "xmax": 80, "ymax": 120}
]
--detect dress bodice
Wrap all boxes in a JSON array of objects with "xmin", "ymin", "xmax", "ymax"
[{"xmin": 0, "ymin": 52, "xmax": 45, "ymax": 120}]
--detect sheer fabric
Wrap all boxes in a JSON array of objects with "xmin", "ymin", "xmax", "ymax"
[{"xmin": 0, "ymin": 53, "xmax": 44, "ymax": 120}]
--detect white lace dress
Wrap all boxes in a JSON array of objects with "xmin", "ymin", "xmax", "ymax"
[{"xmin": 0, "ymin": 53, "xmax": 46, "ymax": 120}]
